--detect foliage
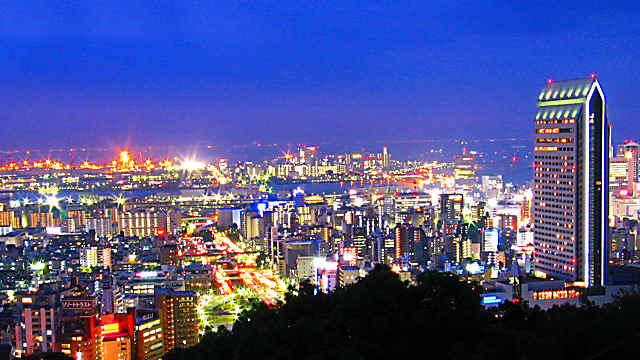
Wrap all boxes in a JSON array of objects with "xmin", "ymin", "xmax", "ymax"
[{"xmin": 165, "ymin": 265, "xmax": 640, "ymax": 360}]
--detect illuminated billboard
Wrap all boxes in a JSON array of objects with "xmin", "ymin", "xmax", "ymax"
[
  {"xmin": 481, "ymin": 295, "xmax": 503, "ymax": 305},
  {"xmin": 62, "ymin": 298, "xmax": 97, "ymax": 313}
]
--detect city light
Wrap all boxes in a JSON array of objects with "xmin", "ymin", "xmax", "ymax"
[
  {"xmin": 30, "ymin": 262, "xmax": 46, "ymax": 271},
  {"xmin": 180, "ymin": 158, "xmax": 206, "ymax": 172},
  {"xmin": 135, "ymin": 271, "xmax": 159, "ymax": 278},
  {"xmin": 120, "ymin": 150, "xmax": 130, "ymax": 164},
  {"xmin": 115, "ymin": 195, "xmax": 127, "ymax": 207},
  {"xmin": 480, "ymin": 295, "xmax": 503, "ymax": 305},
  {"xmin": 44, "ymin": 195, "xmax": 60, "ymax": 210}
]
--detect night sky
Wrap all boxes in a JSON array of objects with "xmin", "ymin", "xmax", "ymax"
[{"xmin": 1, "ymin": 1, "xmax": 639, "ymax": 152}]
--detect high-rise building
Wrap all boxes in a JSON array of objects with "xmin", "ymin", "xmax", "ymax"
[
  {"xmin": 0, "ymin": 209, "xmax": 20, "ymax": 228},
  {"xmin": 99, "ymin": 313, "xmax": 133, "ymax": 360},
  {"xmin": 454, "ymin": 155, "xmax": 476, "ymax": 188},
  {"xmin": 337, "ymin": 265, "xmax": 360, "ymax": 287},
  {"xmin": 240, "ymin": 210, "xmax": 261, "ymax": 241},
  {"xmin": 117, "ymin": 209, "xmax": 169, "ymax": 238},
  {"xmin": 439, "ymin": 194, "xmax": 464, "ymax": 225},
  {"xmin": 533, "ymin": 75, "xmax": 609, "ymax": 287},
  {"xmin": 134, "ymin": 314, "xmax": 164, "ymax": 360},
  {"xmin": 382, "ymin": 146, "xmax": 390, "ymax": 168},
  {"xmin": 617, "ymin": 141, "xmax": 640, "ymax": 176},
  {"xmin": 155, "ymin": 289, "xmax": 198, "ymax": 352},
  {"xmin": 80, "ymin": 246, "xmax": 99, "ymax": 268},
  {"xmin": 159, "ymin": 244, "xmax": 179, "ymax": 266},
  {"xmin": 499, "ymin": 214, "xmax": 518, "ymax": 232},
  {"xmin": 352, "ymin": 234, "xmax": 366, "ymax": 258},
  {"xmin": 86, "ymin": 217, "xmax": 114, "ymax": 239},
  {"xmin": 79, "ymin": 246, "xmax": 111, "ymax": 268},
  {"xmin": 57, "ymin": 314, "xmax": 98, "ymax": 360},
  {"xmin": 609, "ymin": 156, "xmax": 628, "ymax": 185},
  {"xmin": 14, "ymin": 295, "xmax": 58, "ymax": 357},
  {"xmin": 100, "ymin": 246, "xmax": 112, "ymax": 269},
  {"xmin": 393, "ymin": 224, "xmax": 409, "ymax": 259},
  {"xmin": 101, "ymin": 269, "xmax": 114, "ymax": 314},
  {"xmin": 621, "ymin": 141, "xmax": 640, "ymax": 195}
]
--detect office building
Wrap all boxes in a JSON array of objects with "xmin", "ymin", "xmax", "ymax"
[
  {"xmin": 622, "ymin": 141, "xmax": 640, "ymax": 196},
  {"xmin": 617, "ymin": 141, "xmax": 640, "ymax": 178},
  {"xmin": 14, "ymin": 295, "xmax": 57, "ymax": 357},
  {"xmin": 99, "ymin": 314, "xmax": 133, "ymax": 360},
  {"xmin": 80, "ymin": 247, "xmax": 99, "ymax": 268},
  {"xmin": 337, "ymin": 265, "xmax": 360, "ymax": 287},
  {"xmin": 134, "ymin": 314, "xmax": 164, "ymax": 360},
  {"xmin": 159, "ymin": 244, "xmax": 179, "ymax": 267},
  {"xmin": 454, "ymin": 155, "xmax": 476, "ymax": 188},
  {"xmin": 57, "ymin": 315, "xmax": 98, "ymax": 360},
  {"xmin": 382, "ymin": 146, "xmax": 390, "ymax": 168},
  {"xmin": 533, "ymin": 75, "xmax": 609, "ymax": 287},
  {"xmin": 155, "ymin": 289, "xmax": 198, "ymax": 352},
  {"xmin": 86, "ymin": 217, "xmax": 114, "ymax": 239},
  {"xmin": 80, "ymin": 246, "xmax": 111, "ymax": 268},
  {"xmin": 117, "ymin": 210, "xmax": 170, "ymax": 238},
  {"xmin": 440, "ymin": 194, "xmax": 464, "ymax": 225}
]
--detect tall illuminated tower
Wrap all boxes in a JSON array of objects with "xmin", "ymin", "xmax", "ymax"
[
  {"xmin": 620, "ymin": 141, "xmax": 640, "ymax": 195},
  {"xmin": 382, "ymin": 146, "xmax": 390, "ymax": 168},
  {"xmin": 533, "ymin": 75, "xmax": 609, "ymax": 287}
]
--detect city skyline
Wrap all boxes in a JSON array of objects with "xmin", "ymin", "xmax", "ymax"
[
  {"xmin": 1, "ymin": 2, "xmax": 639, "ymax": 149},
  {"xmin": 3, "ymin": 3, "xmax": 640, "ymax": 359}
]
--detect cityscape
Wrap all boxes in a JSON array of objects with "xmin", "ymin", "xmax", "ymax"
[{"xmin": 1, "ymin": 2, "xmax": 640, "ymax": 360}]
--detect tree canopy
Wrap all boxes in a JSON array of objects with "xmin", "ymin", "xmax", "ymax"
[{"xmin": 166, "ymin": 265, "xmax": 640, "ymax": 360}]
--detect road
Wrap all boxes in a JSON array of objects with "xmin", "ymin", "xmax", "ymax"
[{"xmin": 209, "ymin": 230, "xmax": 283, "ymax": 306}]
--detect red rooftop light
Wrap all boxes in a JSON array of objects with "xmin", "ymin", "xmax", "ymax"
[
  {"xmin": 547, "ymin": 79, "xmax": 553, "ymax": 84},
  {"xmin": 590, "ymin": 73, "xmax": 597, "ymax": 79}
]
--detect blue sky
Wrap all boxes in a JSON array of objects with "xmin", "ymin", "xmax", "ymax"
[{"xmin": 0, "ymin": 1, "xmax": 638, "ymax": 150}]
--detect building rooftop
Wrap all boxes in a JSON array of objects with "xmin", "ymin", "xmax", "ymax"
[
  {"xmin": 537, "ymin": 77, "xmax": 597, "ymax": 102},
  {"xmin": 535, "ymin": 103, "xmax": 582, "ymax": 121}
]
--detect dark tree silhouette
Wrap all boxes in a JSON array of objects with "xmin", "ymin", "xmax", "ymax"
[{"xmin": 165, "ymin": 265, "xmax": 640, "ymax": 360}]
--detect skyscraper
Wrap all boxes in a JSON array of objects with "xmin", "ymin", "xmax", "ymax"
[
  {"xmin": 382, "ymin": 146, "xmax": 390, "ymax": 168},
  {"xmin": 620, "ymin": 141, "xmax": 640, "ymax": 195},
  {"xmin": 439, "ymin": 194, "xmax": 464, "ymax": 225},
  {"xmin": 533, "ymin": 75, "xmax": 609, "ymax": 287},
  {"xmin": 155, "ymin": 289, "xmax": 199, "ymax": 352},
  {"xmin": 453, "ymin": 155, "xmax": 476, "ymax": 189}
]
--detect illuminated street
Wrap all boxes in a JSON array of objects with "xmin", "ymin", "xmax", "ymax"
[{"xmin": 194, "ymin": 229, "xmax": 288, "ymax": 331}]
